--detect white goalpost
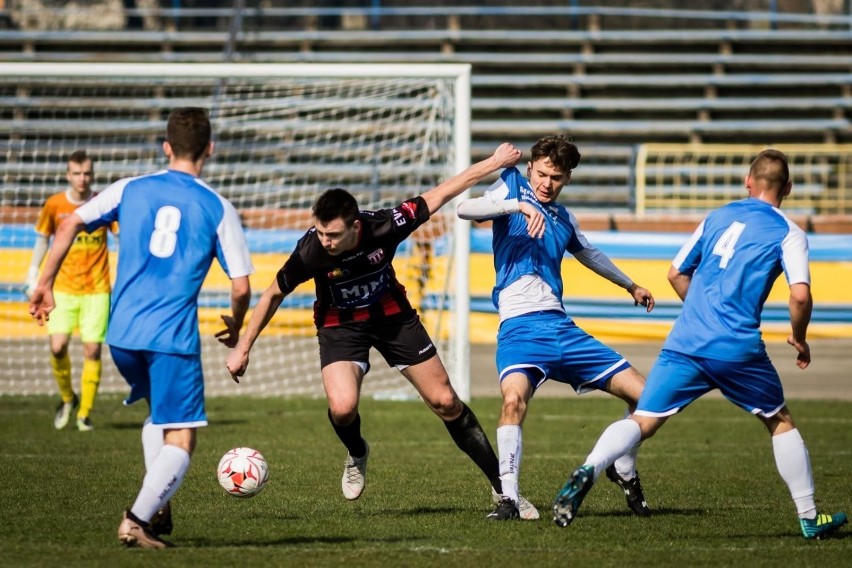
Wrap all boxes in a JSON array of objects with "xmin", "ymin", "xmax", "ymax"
[{"xmin": 0, "ymin": 62, "xmax": 472, "ymax": 401}]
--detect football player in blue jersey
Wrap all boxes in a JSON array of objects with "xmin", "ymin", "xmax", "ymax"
[
  {"xmin": 457, "ymin": 134, "xmax": 656, "ymax": 520},
  {"xmin": 30, "ymin": 107, "xmax": 254, "ymax": 548},
  {"xmin": 552, "ymin": 149, "xmax": 847, "ymax": 539},
  {"xmin": 226, "ymin": 143, "xmax": 542, "ymax": 519}
]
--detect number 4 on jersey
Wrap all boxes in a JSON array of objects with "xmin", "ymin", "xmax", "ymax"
[{"xmin": 712, "ymin": 221, "xmax": 746, "ymax": 269}]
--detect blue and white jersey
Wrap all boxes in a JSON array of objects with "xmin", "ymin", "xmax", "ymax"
[
  {"xmin": 480, "ymin": 167, "xmax": 631, "ymax": 320},
  {"xmin": 75, "ymin": 169, "xmax": 254, "ymax": 355},
  {"xmin": 664, "ymin": 198, "xmax": 810, "ymax": 361}
]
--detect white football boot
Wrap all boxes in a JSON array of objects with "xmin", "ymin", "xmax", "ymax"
[{"xmin": 341, "ymin": 442, "xmax": 370, "ymax": 500}]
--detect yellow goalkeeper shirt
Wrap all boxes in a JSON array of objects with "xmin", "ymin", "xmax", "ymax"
[{"xmin": 35, "ymin": 191, "xmax": 117, "ymax": 294}]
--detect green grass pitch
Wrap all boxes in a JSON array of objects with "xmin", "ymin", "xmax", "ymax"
[{"xmin": 2, "ymin": 394, "xmax": 850, "ymax": 566}]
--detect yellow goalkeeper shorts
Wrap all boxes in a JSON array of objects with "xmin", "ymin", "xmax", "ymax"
[{"xmin": 47, "ymin": 291, "xmax": 110, "ymax": 343}]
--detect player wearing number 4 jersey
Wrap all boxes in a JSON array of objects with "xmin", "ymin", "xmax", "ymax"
[
  {"xmin": 29, "ymin": 108, "xmax": 254, "ymax": 548},
  {"xmin": 552, "ymin": 149, "xmax": 847, "ymax": 539}
]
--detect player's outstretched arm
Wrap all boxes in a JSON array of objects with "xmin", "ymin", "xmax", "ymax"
[
  {"xmin": 215, "ymin": 275, "xmax": 251, "ymax": 348},
  {"xmin": 572, "ymin": 246, "xmax": 654, "ymax": 312},
  {"xmin": 28, "ymin": 213, "xmax": 86, "ymax": 325},
  {"xmin": 420, "ymin": 142, "xmax": 521, "ymax": 215},
  {"xmin": 225, "ymin": 278, "xmax": 286, "ymax": 383},
  {"xmin": 787, "ymin": 282, "xmax": 813, "ymax": 369},
  {"xmin": 457, "ymin": 195, "xmax": 545, "ymax": 239}
]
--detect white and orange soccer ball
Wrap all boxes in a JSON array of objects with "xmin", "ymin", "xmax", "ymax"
[{"xmin": 217, "ymin": 447, "xmax": 269, "ymax": 498}]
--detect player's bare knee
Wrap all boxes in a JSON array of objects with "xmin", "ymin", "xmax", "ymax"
[
  {"xmin": 433, "ymin": 396, "xmax": 462, "ymax": 419},
  {"xmin": 634, "ymin": 416, "xmax": 664, "ymax": 440},
  {"xmin": 164, "ymin": 428, "xmax": 196, "ymax": 455},
  {"xmin": 82, "ymin": 343, "xmax": 102, "ymax": 360},
  {"xmin": 50, "ymin": 345, "xmax": 69, "ymax": 359},
  {"xmin": 328, "ymin": 405, "xmax": 359, "ymax": 426},
  {"xmin": 761, "ymin": 406, "xmax": 795, "ymax": 435},
  {"xmin": 500, "ymin": 394, "xmax": 527, "ymax": 424},
  {"xmin": 608, "ymin": 367, "xmax": 645, "ymax": 404}
]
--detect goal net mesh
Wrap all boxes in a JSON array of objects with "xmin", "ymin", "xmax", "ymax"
[{"xmin": 0, "ymin": 64, "xmax": 465, "ymax": 399}]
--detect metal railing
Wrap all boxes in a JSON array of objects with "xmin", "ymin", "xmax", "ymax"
[{"xmin": 635, "ymin": 143, "xmax": 852, "ymax": 215}]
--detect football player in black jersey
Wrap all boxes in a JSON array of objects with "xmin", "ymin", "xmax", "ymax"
[{"xmin": 226, "ymin": 143, "xmax": 538, "ymax": 515}]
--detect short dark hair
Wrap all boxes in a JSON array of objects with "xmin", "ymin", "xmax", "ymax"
[
  {"xmin": 313, "ymin": 188, "xmax": 360, "ymax": 226},
  {"xmin": 749, "ymin": 149, "xmax": 790, "ymax": 191},
  {"xmin": 166, "ymin": 107, "xmax": 211, "ymax": 161},
  {"xmin": 67, "ymin": 149, "xmax": 91, "ymax": 169},
  {"xmin": 530, "ymin": 135, "xmax": 581, "ymax": 173}
]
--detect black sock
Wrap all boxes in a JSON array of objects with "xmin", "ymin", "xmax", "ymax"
[
  {"xmin": 444, "ymin": 403, "xmax": 502, "ymax": 493},
  {"xmin": 328, "ymin": 408, "xmax": 367, "ymax": 458}
]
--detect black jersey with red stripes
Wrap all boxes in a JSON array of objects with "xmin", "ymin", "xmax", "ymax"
[{"xmin": 276, "ymin": 196, "xmax": 430, "ymax": 328}]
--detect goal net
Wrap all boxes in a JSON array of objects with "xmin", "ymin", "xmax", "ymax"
[{"xmin": 0, "ymin": 62, "xmax": 472, "ymax": 400}]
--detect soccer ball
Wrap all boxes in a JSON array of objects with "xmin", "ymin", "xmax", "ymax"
[{"xmin": 217, "ymin": 447, "xmax": 269, "ymax": 498}]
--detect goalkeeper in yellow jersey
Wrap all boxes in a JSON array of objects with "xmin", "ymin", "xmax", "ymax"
[{"xmin": 25, "ymin": 150, "xmax": 118, "ymax": 432}]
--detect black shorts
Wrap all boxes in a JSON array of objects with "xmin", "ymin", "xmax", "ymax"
[{"xmin": 317, "ymin": 310, "xmax": 438, "ymax": 370}]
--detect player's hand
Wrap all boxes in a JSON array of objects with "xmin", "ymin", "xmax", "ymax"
[
  {"xmin": 28, "ymin": 285, "xmax": 55, "ymax": 326},
  {"xmin": 491, "ymin": 143, "xmax": 522, "ymax": 169},
  {"xmin": 215, "ymin": 314, "xmax": 241, "ymax": 348},
  {"xmin": 628, "ymin": 284, "xmax": 655, "ymax": 313},
  {"xmin": 787, "ymin": 335, "xmax": 811, "ymax": 369},
  {"xmin": 225, "ymin": 348, "xmax": 249, "ymax": 384},
  {"xmin": 519, "ymin": 202, "xmax": 545, "ymax": 239}
]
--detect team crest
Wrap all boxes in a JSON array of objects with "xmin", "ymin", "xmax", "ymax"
[
  {"xmin": 327, "ymin": 268, "xmax": 349, "ymax": 279},
  {"xmin": 367, "ymin": 249, "xmax": 385, "ymax": 264}
]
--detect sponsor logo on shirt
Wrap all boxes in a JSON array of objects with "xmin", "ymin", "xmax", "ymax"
[
  {"xmin": 332, "ymin": 269, "xmax": 389, "ymax": 307},
  {"xmin": 74, "ymin": 233, "xmax": 105, "ymax": 245},
  {"xmin": 367, "ymin": 249, "xmax": 385, "ymax": 265},
  {"xmin": 327, "ymin": 268, "xmax": 349, "ymax": 279},
  {"xmin": 519, "ymin": 185, "xmax": 560, "ymax": 223}
]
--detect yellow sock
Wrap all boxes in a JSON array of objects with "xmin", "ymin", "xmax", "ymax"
[
  {"xmin": 50, "ymin": 353, "xmax": 74, "ymax": 403},
  {"xmin": 79, "ymin": 359, "xmax": 102, "ymax": 419}
]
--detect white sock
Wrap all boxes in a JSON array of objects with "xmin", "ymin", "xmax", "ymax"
[
  {"xmin": 585, "ymin": 419, "xmax": 642, "ymax": 483},
  {"xmin": 772, "ymin": 428, "xmax": 816, "ymax": 519},
  {"xmin": 496, "ymin": 425, "xmax": 522, "ymax": 503},
  {"xmin": 141, "ymin": 416, "xmax": 164, "ymax": 470},
  {"xmin": 130, "ymin": 444, "xmax": 191, "ymax": 523},
  {"xmin": 612, "ymin": 408, "xmax": 639, "ymax": 479}
]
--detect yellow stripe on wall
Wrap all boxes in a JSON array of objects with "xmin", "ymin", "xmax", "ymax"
[{"xmin": 5, "ymin": 250, "xmax": 851, "ymax": 341}]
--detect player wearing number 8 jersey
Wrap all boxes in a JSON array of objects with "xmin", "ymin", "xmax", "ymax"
[
  {"xmin": 29, "ymin": 108, "xmax": 254, "ymax": 548},
  {"xmin": 552, "ymin": 149, "xmax": 847, "ymax": 539}
]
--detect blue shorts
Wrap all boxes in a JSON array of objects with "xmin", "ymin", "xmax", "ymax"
[
  {"xmin": 496, "ymin": 311, "xmax": 630, "ymax": 394},
  {"xmin": 110, "ymin": 346, "xmax": 208, "ymax": 428},
  {"xmin": 635, "ymin": 349, "xmax": 785, "ymax": 418}
]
